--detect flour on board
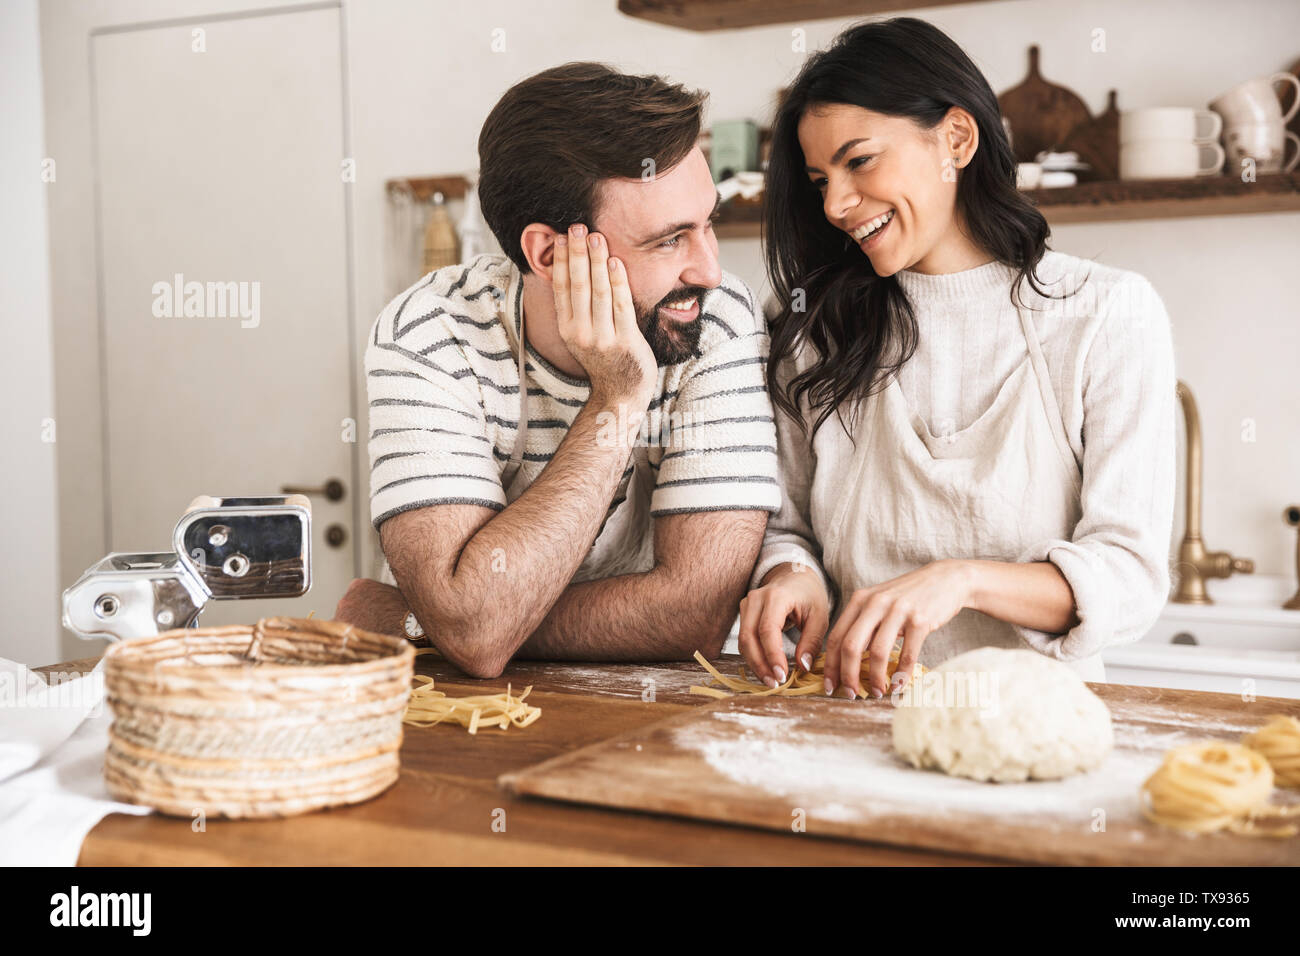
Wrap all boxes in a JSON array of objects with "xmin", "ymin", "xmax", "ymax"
[{"xmin": 672, "ymin": 706, "xmax": 1164, "ymax": 826}]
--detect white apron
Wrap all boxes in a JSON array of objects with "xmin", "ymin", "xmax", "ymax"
[{"xmin": 822, "ymin": 300, "xmax": 1103, "ymax": 680}]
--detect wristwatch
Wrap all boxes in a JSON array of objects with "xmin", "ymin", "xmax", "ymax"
[{"xmin": 402, "ymin": 611, "xmax": 425, "ymax": 641}]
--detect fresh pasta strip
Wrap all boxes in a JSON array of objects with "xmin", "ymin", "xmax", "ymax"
[
  {"xmin": 1242, "ymin": 715, "xmax": 1300, "ymax": 788},
  {"xmin": 1140, "ymin": 740, "xmax": 1300, "ymax": 837},
  {"xmin": 403, "ymin": 674, "xmax": 541, "ymax": 734},
  {"xmin": 690, "ymin": 649, "xmax": 925, "ymax": 698}
]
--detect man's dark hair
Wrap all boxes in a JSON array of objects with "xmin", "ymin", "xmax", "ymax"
[{"xmin": 478, "ymin": 62, "xmax": 707, "ymax": 273}]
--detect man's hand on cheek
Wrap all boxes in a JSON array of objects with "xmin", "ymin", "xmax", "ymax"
[{"xmin": 552, "ymin": 223, "xmax": 656, "ymax": 407}]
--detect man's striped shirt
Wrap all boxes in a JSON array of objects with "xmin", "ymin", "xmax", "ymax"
[{"xmin": 365, "ymin": 254, "xmax": 779, "ymax": 583}]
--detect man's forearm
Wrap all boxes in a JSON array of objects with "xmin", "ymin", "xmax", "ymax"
[
  {"xmin": 517, "ymin": 510, "xmax": 767, "ymax": 662},
  {"xmin": 405, "ymin": 392, "xmax": 643, "ymax": 673},
  {"xmin": 337, "ymin": 563, "xmax": 735, "ymax": 660},
  {"xmin": 516, "ymin": 567, "xmax": 727, "ymax": 661}
]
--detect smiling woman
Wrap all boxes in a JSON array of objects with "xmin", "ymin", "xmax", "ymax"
[
  {"xmin": 738, "ymin": 18, "xmax": 1177, "ymax": 698},
  {"xmin": 763, "ymin": 18, "xmax": 1051, "ymax": 428}
]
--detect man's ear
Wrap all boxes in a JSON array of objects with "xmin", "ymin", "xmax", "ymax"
[
  {"xmin": 944, "ymin": 106, "xmax": 979, "ymax": 169},
  {"xmin": 519, "ymin": 223, "xmax": 560, "ymax": 280}
]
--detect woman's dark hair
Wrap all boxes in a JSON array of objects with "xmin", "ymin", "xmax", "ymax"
[
  {"xmin": 765, "ymin": 17, "xmax": 1064, "ymax": 437},
  {"xmin": 479, "ymin": 62, "xmax": 706, "ymax": 273}
]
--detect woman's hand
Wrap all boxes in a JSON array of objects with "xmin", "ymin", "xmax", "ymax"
[
  {"xmin": 822, "ymin": 559, "xmax": 975, "ymax": 699},
  {"xmin": 737, "ymin": 563, "xmax": 831, "ymax": 688}
]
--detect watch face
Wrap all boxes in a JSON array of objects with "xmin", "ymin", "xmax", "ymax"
[{"xmin": 403, "ymin": 612, "xmax": 424, "ymax": 639}]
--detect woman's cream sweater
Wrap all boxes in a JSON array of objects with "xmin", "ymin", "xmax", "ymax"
[{"xmin": 751, "ymin": 251, "xmax": 1177, "ymax": 665}]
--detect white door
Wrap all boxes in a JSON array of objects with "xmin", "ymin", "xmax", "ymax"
[{"xmin": 92, "ymin": 5, "xmax": 357, "ymax": 626}]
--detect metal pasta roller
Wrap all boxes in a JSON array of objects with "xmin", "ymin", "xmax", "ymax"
[{"xmin": 62, "ymin": 494, "xmax": 312, "ymax": 642}]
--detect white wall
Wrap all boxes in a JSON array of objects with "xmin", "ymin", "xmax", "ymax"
[
  {"xmin": 2, "ymin": 0, "xmax": 62, "ymax": 666},
  {"xmin": 38, "ymin": 0, "xmax": 1300, "ymax": 662}
]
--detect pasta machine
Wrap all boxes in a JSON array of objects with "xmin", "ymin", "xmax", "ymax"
[{"xmin": 62, "ymin": 494, "xmax": 312, "ymax": 642}]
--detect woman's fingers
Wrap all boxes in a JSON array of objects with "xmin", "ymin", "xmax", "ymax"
[
  {"xmin": 736, "ymin": 593, "xmax": 765, "ymax": 680},
  {"xmin": 837, "ymin": 599, "xmax": 886, "ymax": 699},
  {"xmin": 756, "ymin": 600, "xmax": 792, "ymax": 687},
  {"xmin": 739, "ymin": 591, "xmax": 791, "ymax": 688},
  {"xmin": 822, "ymin": 587, "xmax": 870, "ymax": 695},
  {"xmin": 792, "ymin": 602, "xmax": 828, "ymax": 676},
  {"xmin": 821, "ymin": 613, "xmax": 847, "ymax": 695},
  {"xmin": 866, "ymin": 605, "xmax": 907, "ymax": 698},
  {"xmin": 892, "ymin": 619, "xmax": 928, "ymax": 695}
]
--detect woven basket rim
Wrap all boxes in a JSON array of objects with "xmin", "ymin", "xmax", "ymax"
[{"xmin": 102, "ymin": 616, "xmax": 415, "ymax": 678}]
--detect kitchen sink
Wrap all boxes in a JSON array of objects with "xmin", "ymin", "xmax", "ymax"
[{"xmin": 1102, "ymin": 574, "xmax": 1300, "ymax": 698}]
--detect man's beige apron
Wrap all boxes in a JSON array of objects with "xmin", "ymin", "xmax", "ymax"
[{"xmin": 822, "ymin": 300, "xmax": 1104, "ymax": 680}]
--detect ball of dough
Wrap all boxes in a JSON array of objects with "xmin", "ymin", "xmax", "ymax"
[{"xmin": 891, "ymin": 647, "xmax": 1113, "ymax": 782}]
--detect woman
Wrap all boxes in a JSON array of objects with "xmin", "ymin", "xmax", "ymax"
[{"xmin": 738, "ymin": 18, "xmax": 1176, "ymax": 698}]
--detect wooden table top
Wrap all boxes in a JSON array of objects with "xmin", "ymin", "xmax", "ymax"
[
  {"xmin": 44, "ymin": 650, "xmax": 1296, "ymax": 866},
  {"xmin": 41, "ymin": 651, "xmax": 1010, "ymax": 866}
]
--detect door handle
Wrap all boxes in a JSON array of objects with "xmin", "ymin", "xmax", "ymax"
[{"xmin": 281, "ymin": 478, "xmax": 345, "ymax": 502}]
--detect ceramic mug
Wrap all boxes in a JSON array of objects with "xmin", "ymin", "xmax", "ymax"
[
  {"xmin": 1120, "ymin": 107, "xmax": 1223, "ymax": 145},
  {"xmin": 1120, "ymin": 140, "xmax": 1225, "ymax": 180},
  {"xmin": 1224, "ymin": 121, "xmax": 1300, "ymax": 174},
  {"xmin": 1016, "ymin": 162, "xmax": 1043, "ymax": 189},
  {"xmin": 1210, "ymin": 72, "xmax": 1300, "ymax": 126}
]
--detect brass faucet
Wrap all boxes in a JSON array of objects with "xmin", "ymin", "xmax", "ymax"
[
  {"xmin": 1172, "ymin": 381, "xmax": 1254, "ymax": 604},
  {"xmin": 1285, "ymin": 506, "xmax": 1300, "ymax": 611}
]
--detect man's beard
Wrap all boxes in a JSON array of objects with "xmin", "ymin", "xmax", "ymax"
[{"xmin": 638, "ymin": 286, "xmax": 708, "ymax": 366}]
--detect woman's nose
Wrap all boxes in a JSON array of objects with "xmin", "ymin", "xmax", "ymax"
[{"xmin": 823, "ymin": 177, "xmax": 861, "ymax": 227}]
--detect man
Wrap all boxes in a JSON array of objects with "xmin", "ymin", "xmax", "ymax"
[{"xmin": 334, "ymin": 63, "xmax": 779, "ymax": 679}]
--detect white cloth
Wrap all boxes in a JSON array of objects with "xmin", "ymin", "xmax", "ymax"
[
  {"xmin": 754, "ymin": 252, "xmax": 1176, "ymax": 670},
  {"xmin": 0, "ymin": 657, "xmax": 151, "ymax": 866}
]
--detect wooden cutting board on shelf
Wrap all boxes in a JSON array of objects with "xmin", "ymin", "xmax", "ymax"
[
  {"xmin": 999, "ymin": 45, "xmax": 1093, "ymax": 164},
  {"xmin": 499, "ymin": 686, "xmax": 1300, "ymax": 865}
]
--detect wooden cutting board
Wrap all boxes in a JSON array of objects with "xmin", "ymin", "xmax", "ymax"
[
  {"xmin": 500, "ymin": 686, "xmax": 1300, "ymax": 865},
  {"xmin": 998, "ymin": 45, "xmax": 1093, "ymax": 165}
]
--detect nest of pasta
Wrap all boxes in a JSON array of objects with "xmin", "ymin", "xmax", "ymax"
[{"xmin": 1141, "ymin": 716, "xmax": 1300, "ymax": 837}]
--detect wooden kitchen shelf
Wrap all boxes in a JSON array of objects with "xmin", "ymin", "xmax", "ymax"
[
  {"xmin": 713, "ymin": 173, "xmax": 1300, "ymax": 237},
  {"xmin": 1021, "ymin": 172, "xmax": 1300, "ymax": 224},
  {"xmin": 617, "ymin": 0, "xmax": 987, "ymax": 31}
]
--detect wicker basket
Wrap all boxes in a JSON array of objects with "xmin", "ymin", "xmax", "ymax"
[{"xmin": 102, "ymin": 617, "xmax": 415, "ymax": 819}]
